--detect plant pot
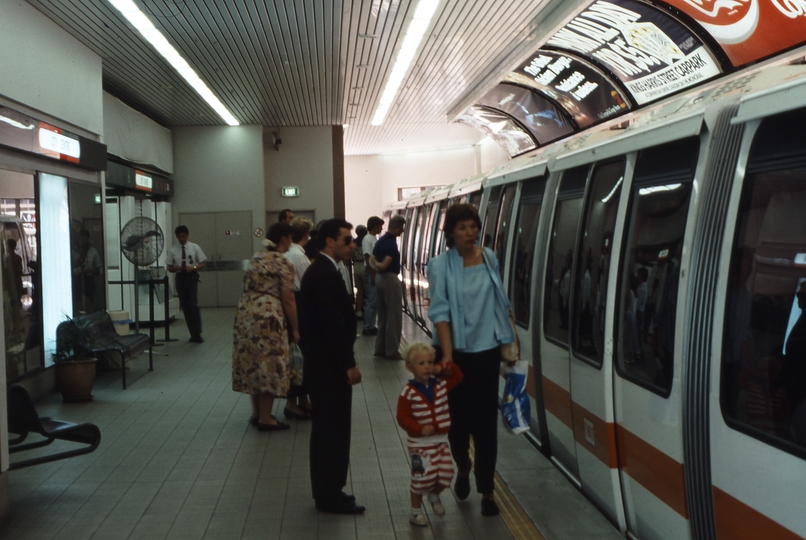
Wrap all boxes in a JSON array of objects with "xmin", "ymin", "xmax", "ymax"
[{"xmin": 54, "ymin": 357, "xmax": 97, "ymax": 402}]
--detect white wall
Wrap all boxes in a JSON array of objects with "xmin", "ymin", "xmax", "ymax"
[
  {"xmin": 264, "ymin": 126, "xmax": 335, "ymax": 224},
  {"xmin": 344, "ymin": 139, "xmax": 509, "ymax": 228},
  {"xmin": 103, "ymin": 93, "xmax": 173, "ymax": 173},
  {"xmin": 172, "ymin": 126, "xmax": 266, "ymax": 253},
  {"xmin": 0, "ymin": 0, "xmax": 103, "ymax": 136}
]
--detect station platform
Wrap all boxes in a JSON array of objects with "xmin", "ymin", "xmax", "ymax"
[{"xmin": 1, "ymin": 307, "xmax": 620, "ymax": 539}]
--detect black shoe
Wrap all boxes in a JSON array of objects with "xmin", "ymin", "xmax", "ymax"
[
  {"xmin": 481, "ymin": 498, "xmax": 499, "ymax": 516},
  {"xmin": 189, "ymin": 336, "xmax": 204, "ymax": 343},
  {"xmin": 316, "ymin": 499, "xmax": 365, "ymax": 514},
  {"xmin": 256, "ymin": 421, "xmax": 290, "ymax": 431},
  {"xmin": 454, "ymin": 474, "xmax": 470, "ymax": 500},
  {"xmin": 283, "ymin": 407, "xmax": 311, "ymax": 420},
  {"xmin": 362, "ymin": 328, "xmax": 377, "ymax": 336},
  {"xmin": 338, "ymin": 492, "xmax": 356, "ymax": 502}
]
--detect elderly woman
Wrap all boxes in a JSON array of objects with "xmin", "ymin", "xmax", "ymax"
[
  {"xmin": 232, "ymin": 222, "xmax": 299, "ymax": 431},
  {"xmin": 426, "ymin": 203, "xmax": 515, "ymax": 517}
]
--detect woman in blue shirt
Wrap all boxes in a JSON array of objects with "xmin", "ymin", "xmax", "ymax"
[{"xmin": 427, "ymin": 203, "xmax": 515, "ymax": 517}]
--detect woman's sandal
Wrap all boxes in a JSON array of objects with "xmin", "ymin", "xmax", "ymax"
[{"xmin": 256, "ymin": 420, "xmax": 290, "ymax": 431}]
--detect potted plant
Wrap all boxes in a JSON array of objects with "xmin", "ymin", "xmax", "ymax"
[{"xmin": 53, "ymin": 316, "xmax": 97, "ymax": 402}]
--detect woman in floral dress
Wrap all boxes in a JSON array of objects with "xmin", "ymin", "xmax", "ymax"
[{"xmin": 233, "ymin": 223, "xmax": 299, "ymax": 430}]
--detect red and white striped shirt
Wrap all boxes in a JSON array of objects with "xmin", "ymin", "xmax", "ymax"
[{"xmin": 396, "ymin": 366, "xmax": 463, "ymax": 446}]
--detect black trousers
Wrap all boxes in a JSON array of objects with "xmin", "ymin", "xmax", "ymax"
[
  {"xmin": 175, "ymin": 273, "xmax": 202, "ymax": 338},
  {"xmin": 441, "ymin": 346, "xmax": 500, "ymax": 495},
  {"xmin": 308, "ymin": 368, "xmax": 352, "ymax": 502}
]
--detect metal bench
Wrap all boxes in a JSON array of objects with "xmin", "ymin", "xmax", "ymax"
[
  {"xmin": 58, "ymin": 311, "xmax": 152, "ymax": 389},
  {"xmin": 6, "ymin": 384, "xmax": 101, "ymax": 470}
]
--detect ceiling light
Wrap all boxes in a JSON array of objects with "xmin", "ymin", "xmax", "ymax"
[
  {"xmin": 371, "ymin": 0, "xmax": 440, "ymax": 126},
  {"xmin": 108, "ymin": 0, "xmax": 239, "ymax": 126}
]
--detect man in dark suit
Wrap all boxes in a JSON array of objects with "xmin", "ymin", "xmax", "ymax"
[{"xmin": 298, "ymin": 218, "xmax": 365, "ymax": 514}]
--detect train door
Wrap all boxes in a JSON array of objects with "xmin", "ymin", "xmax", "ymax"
[
  {"xmin": 416, "ymin": 203, "xmax": 438, "ymax": 328},
  {"xmin": 400, "ymin": 206, "xmax": 414, "ymax": 316},
  {"xmin": 708, "ymin": 108, "xmax": 806, "ymax": 539},
  {"xmin": 509, "ymin": 176, "xmax": 547, "ymax": 443},
  {"xmin": 613, "ymin": 138, "xmax": 700, "ymax": 540},
  {"xmin": 493, "ymin": 184, "xmax": 518, "ymax": 285},
  {"xmin": 540, "ymin": 166, "xmax": 588, "ymax": 480},
  {"xmin": 569, "ymin": 157, "xmax": 628, "ymax": 524},
  {"xmin": 410, "ymin": 206, "xmax": 427, "ymax": 326},
  {"xmin": 482, "ymin": 186, "xmax": 502, "ymax": 250}
]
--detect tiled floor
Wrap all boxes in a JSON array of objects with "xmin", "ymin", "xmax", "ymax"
[{"xmin": 1, "ymin": 308, "xmax": 619, "ymax": 540}]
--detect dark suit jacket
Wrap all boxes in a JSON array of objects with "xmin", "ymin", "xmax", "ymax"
[{"xmin": 298, "ymin": 254, "xmax": 357, "ymax": 377}]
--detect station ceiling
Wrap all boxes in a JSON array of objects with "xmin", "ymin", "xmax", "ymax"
[{"xmin": 26, "ymin": 0, "xmax": 580, "ymax": 156}]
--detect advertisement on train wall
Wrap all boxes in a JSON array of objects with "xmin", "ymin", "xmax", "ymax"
[
  {"xmin": 506, "ymin": 50, "xmax": 631, "ymax": 127},
  {"xmin": 663, "ymin": 0, "xmax": 806, "ymax": 66},
  {"xmin": 475, "ymin": 83, "xmax": 575, "ymax": 144},
  {"xmin": 546, "ymin": 0, "xmax": 722, "ymax": 105}
]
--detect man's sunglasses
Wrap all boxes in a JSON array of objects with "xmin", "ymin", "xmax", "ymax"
[{"xmin": 343, "ymin": 236, "xmax": 354, "ymax": 245}]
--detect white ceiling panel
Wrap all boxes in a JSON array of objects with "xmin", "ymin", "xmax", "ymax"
[{"xmin": 25, "ymin": 0, "xmax": 572, "ymax": 155}]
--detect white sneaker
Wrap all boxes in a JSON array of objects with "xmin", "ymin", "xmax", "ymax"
[
  {"xmin": 410, "ymin": 512, "xmax": 428, "ymax": 526},
  {"xmin": 428, "ymin": 494, "xmax": 446, "ymax": 516}
]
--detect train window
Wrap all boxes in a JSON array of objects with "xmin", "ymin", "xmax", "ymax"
[
  {"xmin": 412, "ymin": 206, "xmax": 429, "ymax": 324},
  {"xmin": 495, "ymin": 184, "xmax": 518, "ymax": 278},
  {"xmin": 469, "ymin": 191, "xmax": 482, "ymax": 209},
  {"xmin": 721, "ymin": 109, "xmax": 806, "ymax": 456},
  {"xmin": 615, "ymin": 137, "xmax": 699, "ymax": 397},
  {"xmin": 510, "ymin": 177, "xmax": 546, "ymax": 327},
  {"xmin": 573, "ymin": 158, "xmax": 626, "ymax": 366},
  {"xmin": 482, "ymin": 186, "xmax": 502, "ymax": 249},
  {"xmin": 544, "ymin": 166, "xmax": 588, "ymax": 347}
]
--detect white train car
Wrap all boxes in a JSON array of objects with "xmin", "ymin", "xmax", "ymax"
[{"xmin": 389, "ymin": 62, "xmax": 806, "ymax": 539}]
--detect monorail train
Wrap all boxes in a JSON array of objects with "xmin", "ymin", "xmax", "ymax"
[{"xmin": 384, "ymin": 63, "xmax": 806, "ymax": 539}]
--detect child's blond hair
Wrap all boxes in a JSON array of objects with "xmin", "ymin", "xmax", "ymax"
[{"xmin": 403, "ymin": 341, "xmax": 435, "ymax": 364}]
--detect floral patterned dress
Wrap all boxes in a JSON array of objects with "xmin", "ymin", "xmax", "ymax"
[{"xmin": 232, "ymin": 250, "xmax": 295, "ymax": 396}]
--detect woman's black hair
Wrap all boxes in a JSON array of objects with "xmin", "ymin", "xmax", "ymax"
[
  {"xmin": 266, "ymin": 222, "xmax": 293, "ymax": 251},
  {"xmin": 443, "ymin": 203, "xmax": 481, "ymax": 248}
]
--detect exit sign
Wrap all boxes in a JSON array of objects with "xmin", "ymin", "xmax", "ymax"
[{"xmin": 281, "ymin": 186, "xmax": 299, "ymax": 197}]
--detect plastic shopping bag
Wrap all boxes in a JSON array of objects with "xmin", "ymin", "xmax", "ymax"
[
  {"xmin": 289, "ymin": 343, "xmax": 304, "ymax": 386},
  {"xmin": 501, "ymin": 360, "xmax": 531, "ymax": 435}
]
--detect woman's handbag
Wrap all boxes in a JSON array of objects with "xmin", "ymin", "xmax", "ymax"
[
  {"xmin": 500, "ymin": 310, "xmax": 520, "ymax": 363},
  {"xmin": 501, "ymin": 359, "xmax": 531, "ymax": 434}
]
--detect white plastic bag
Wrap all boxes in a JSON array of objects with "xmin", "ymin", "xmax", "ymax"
[{"xmin": 501, "ymin": 360, "xmax": 531, "ymax": 435}]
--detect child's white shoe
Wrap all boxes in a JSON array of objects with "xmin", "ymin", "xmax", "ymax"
[
  {"xmin": 410, "ymin": 509, "xmax": 428, "ymax": 526},
  {"xmin": 428, "ymin": 493, "xmax": 446, "ymax": 516}
]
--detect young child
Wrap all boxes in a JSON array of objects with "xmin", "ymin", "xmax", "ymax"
[{"xmin": 396, "ymin": 342, "xmax": 464, "ymax": 526}]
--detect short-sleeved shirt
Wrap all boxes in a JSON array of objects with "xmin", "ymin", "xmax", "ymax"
[
  {"xmin": 362, "ymin": 234, "xmax": 377, "ymax": 262},
  {"xmin": 284, "ymin": 242, "xmax": 310, "ymax": 290},
  {"xmin": 373, "ymin": 233, "xmax": 400, "ymax": 275},
  {"xmin": 167, "ymin": 241, "xmax": 207, "ymax": 268}
]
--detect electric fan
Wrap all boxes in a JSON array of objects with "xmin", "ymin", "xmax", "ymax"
[{"xmin": 120, "ymin": 217, "xmax": 165, "ymax": 334}]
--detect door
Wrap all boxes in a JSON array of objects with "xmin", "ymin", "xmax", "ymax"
[
  {"xmin": 179, "ymin": 211, "xmax": 252, "ymax": 307},
  {"xmin": 540, "ymin": 166, "xmax": 587, "ymax": 481},
  {"xmin": 568, "ymin": 157, "xmax": 627, "ymax": 525},
  {"xmin": 612, "ymin": 138, "xmax": 700, "ymax": 540}
]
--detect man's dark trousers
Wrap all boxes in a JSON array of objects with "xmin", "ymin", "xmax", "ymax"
[
  {"xmin": 308, "ymin": 366, "xmax": 352, "ymax": 503},
  {"xmin": 175, "ymin": 272, "xmax": 202, "ymax": 339}
]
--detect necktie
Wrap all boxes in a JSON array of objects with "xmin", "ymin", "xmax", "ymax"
[{"xmin": 181, "ymin": 245, "xmax": 186, "ymax": 269}]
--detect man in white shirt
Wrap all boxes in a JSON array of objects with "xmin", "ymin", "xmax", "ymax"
[
  {"xmin": 361, "ymin": 216, "xmax": 384, "ymax": 336},
  {"xmin": 167, "ymin": 225, "xmax": 207, "ymax": 343},
  {"xmin": 285, "ymin": 217, "xmax": 313, "ymax": 290}
]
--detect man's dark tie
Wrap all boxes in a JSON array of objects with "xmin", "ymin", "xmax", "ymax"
[{"xmin": 181, "ymin": 245, "xmax": 186, "ymax": 269}]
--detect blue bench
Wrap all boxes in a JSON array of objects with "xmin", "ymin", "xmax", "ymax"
[{"xmin": 57, "ymin": 311, "xmax": 152, "ymax": 389}]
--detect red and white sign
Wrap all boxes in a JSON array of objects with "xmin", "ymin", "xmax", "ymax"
[
  {"xmin": 135, "ymin": 170, "xmax": 153, "ymax": 192},
  {"xmin": 664, "ymin": 0, "xmax": 806, "ymax": 66},
  {"xmin": 253, "ymin": 227, "xmax": 264, "ymax": 237},
  {"xmin": 38, "ymin": 124, "xmax": 80, "ymax": 163}
]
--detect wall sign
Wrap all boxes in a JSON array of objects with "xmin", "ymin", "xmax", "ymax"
[
  {"xmin": 282, "ymin": 186, "xmax": 299, "ymax": 197},
  {"xmin": 0, "ymin": 106, "xmax": 106, "ymax": 170},
  {"xmin": 663, "ymin": 0, "xmax": 806, "ymax": 66},
  {"xmin": 546, "ymin": 0, "xmax": 722, "ymax": 105},
  {"xmin": 253, "ymin": 227, "xmax": 264, "ymax": 237}
]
